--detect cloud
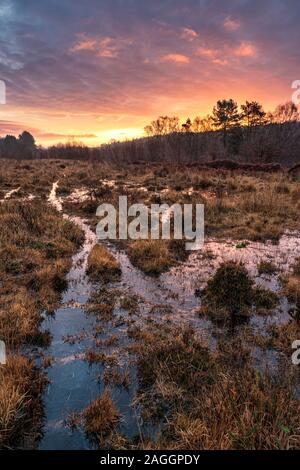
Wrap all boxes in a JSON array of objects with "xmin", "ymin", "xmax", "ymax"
[
  {"xmin": 71, "ymin": 35, "xmax": 97, "ymax": 52},
  {"xmin": 0, "ymin": 120, "xmax": 97, "ymax": 141},
  {"xmin": 181, "ymin": 27, "xmax": 199, "ymax": 41},
  {"xmin": 196, "ymin": 47, "xmax": 217, "ymax": 58},
  {"xmin": 162, "ymin": 53, "xmax": 190, "ymax": 64},
  {"xmin": 223, "ymin": 16, "xmax": 241, "ymax": 31},
  {"xmin": 0, "ymin": 0, "xmax": 299, "ymax": 145},
  {"xmin": 234, "ymin": 41, "xmax": 257, "ymax": 57},
  {"xmin": 71, "ymin": 34, "xmax": 132, "ymax": 58}
]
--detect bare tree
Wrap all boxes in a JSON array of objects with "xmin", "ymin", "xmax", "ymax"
[
  {"xmin": 192, "ymin": 115, "xmax": 214, "ymax": 132},
  {"xmin": 144, "ymin": 116, "xmax": 180, "ymax": 136},
  {"xmin": 272, "ymin": 101, "xmax": 299, "ymax": 123}
]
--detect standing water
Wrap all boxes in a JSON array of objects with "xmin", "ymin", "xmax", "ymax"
[{"xmin": 39, "ymin": 183, "xmax": 99, "ymax": 449}]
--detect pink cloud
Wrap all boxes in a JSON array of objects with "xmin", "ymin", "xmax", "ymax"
[
  {"xmin": 223, "ymin": 16, "xmax": 241, "ymax": 31},
  {"xmin": 162, "ymin": 53, "xmax": 190, "ymax": 64},
  {"xmin": 70, "ymin": 35, "xmax": 97, "ymax": 51},
  {"xmin": 71, "ymin": 34, "xmax": 132, "ymax": 58},
  {"xmin": 235, "ymin": 41, "xmax": 256, "ymax": 57},
  {"xmin": 196, "ymin": 46, "xmax": 217, "ymax": 58},
  {"xmin": 181, "ymin": 27, "xmax": 199, "ymax": 41}
]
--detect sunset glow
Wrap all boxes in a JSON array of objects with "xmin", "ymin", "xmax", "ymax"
[{"xmin": 0, "ymin": 0, "xmax": 299, "ymax": 146}]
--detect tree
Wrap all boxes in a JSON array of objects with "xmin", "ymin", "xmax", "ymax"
[
  {"xmin": 182, "ymin": 118, "xmax": 192, "ymax": 132},
  {"xmin": 144, "ymin": 116, "xmax": 180, "ymax": 136},
  {"xmin": 192, "ymin": 115, "xmax": 214, "ymax": 132},
  {"xmin": 272, "ymin": 101, "xmax": 299, "ymax": 123},
  {"xmin": 211, "ymin": 99, "xmax": 240, "ymax": 146},
  {"xmin": 1, "ymin": 135, "xmax": 20, "ymax": 159},
  {"xmin": 18, "ymin": 131, "xmax": 36, "ymax": 158},
  {"xmin": 241, "ymin": 101, "xmax": 266, "ymax": 129}
]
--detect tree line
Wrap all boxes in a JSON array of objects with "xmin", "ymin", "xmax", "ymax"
[
  {"xmin": 145, "ymin": 99, "xmax": 298, "ymax": 141},
  {"xmin": 0, "ymin": 99, "xmax": 299, "ymax": 164}
]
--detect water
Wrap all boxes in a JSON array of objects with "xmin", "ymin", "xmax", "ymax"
[
  {"xmin": 40, "ymin": 184, "xmax": 142, "ymax": 449},
  {"xmin": 38, "ymin": 181, "xmax": 300, "ymax": 449}
]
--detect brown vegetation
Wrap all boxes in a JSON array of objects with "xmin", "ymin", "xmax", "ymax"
[
  {"xmin": 87, "ymin": 245, "xmax": 121, "ymax": 282},
  {"xmin": 0, "ymin": 198, "xmax": 83, "ymax": 448},
  {"xmin": 84, "ymin": 391, "xmax": 120, "ymax": 447},
  {"xmin": 199, "ymin": 261, "xmax": 278, "ymax": 317},
  {"xmin": 128, "ymin": 325, "xmax": 300, "ymax": 449}
]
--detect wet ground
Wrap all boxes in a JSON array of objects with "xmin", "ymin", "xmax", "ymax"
[{"xmin": 3, "ymin": 181, "xmax": 300, "ymax": 449}]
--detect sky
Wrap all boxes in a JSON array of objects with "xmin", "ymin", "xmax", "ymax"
[{"xmin": 0, "ymin": 0, "xmax": 299, "ymax": 146}]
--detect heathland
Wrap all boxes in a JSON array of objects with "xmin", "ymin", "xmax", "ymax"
[{"xmin": 1, "ymin": 158, "xmax": 300, "ymax": 449}]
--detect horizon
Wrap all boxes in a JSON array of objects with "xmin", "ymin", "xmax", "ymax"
[{"xmin": 0, "ymin": 0, "xmax": 299, "ymax": 146}]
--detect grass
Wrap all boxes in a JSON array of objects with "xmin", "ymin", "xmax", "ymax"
[
  {"xmin": 199, "ymin": 261, "xmax": 278, "ymax": 317},
  {"xmin": 87, "ymin": 244, "xmax": 121, "ymax": 282},
  {"xmin": 2, "ymin": 160, "xmax": 300, "ymax": 450},
  {"xmin": 128, "ymin": 325, "xmax": 300, "ymax": 449},
  {"xmin": 0, "ymin": 355, "xmax": 46, "ymax": 448},
  {"xmin": 87, "ymin": 287, "xmax": 119, "ymax": 321},
  {"xmin": 281, "ymin": 258, "xmax": 300, "ymax": 322},
  {"xmin": 128, "ymin": 240, "xmax": 173, "ymax": 275},
  {"xmin": 0, "ymin": 198, "xmax": 83, "ymax": 448},
  {"xmin": 258, "ymin": 261, "xmax": 278, "ymax": 275},
  {"xmin": 84, "ymin": 391, "xmax": 120, "ymax": 447}
]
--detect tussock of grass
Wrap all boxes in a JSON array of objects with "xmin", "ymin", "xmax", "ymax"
[
  {"xmin": 0, "ymin": 355, "xmax": 45, "ymax": 448},
  {"xmin": 258, "ymin": 261, "xmax": 277, "ymax": 275},
  {"xmin": 0, "ymin": 289, "xmax": 40, "ymax": 348},
  {"xmin": 87, "ymin": 287, "xmax": 119, "ymax": 321},
  {"xmin": 87, "ymin": 245, "xmax": 121, "ymax": 282},
  {"xmin": 128, "ymin": 240, "xmax": 173, "ymax": 275},
  {"xmin": 200, "ymin": 261, "xmax": 278, "ymax": 317},
  {"xmin": 84, "ymin": 391, "xmax": 120, "ymax": 446}
]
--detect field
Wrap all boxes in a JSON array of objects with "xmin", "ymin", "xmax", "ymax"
[{"xmin": 1, "ymin": 159, "xmax": 300, "ymax": 449}]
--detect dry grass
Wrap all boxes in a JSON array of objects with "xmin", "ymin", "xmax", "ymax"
[
  {"xmin": 84, "ymin": 391, "xmax": 120, "ymax": 446},
  {"xmin": 87, "ymin": 287, "xmax": 119, "ymax": 321},
  {"xmin": 0, "ymin": 355, "xmax": 45, "ymax": 448},
  {"xmin": 0, "ymin": 198, "xmax": 83, "ymax": 448},
  {"xmin": 129, "ymin": 325, "xmax": 300, "ymax": 450},
  {"xmin": 257, "ymin": 261, "xmax": 277, "ymax": 275},
  {"xmin": 87, "ymin": 244, "xmax": 121, "ymax": 282},
  {"xmin": 128, "ymin": 240, "xmax": 173, "ymax": 275}
]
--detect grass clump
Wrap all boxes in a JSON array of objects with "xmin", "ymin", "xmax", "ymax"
[
  {"xmin": 87, "ymin": 245, "xmax": 121, "ymax": 282},
  {"xmin": 87, "ymin": 287, "xmax": 120, "ymax": 321},
  {"xmin": 0, "ymin": 355, "xmax": 45, "ymax": 448},
  {"xmin": 84, "ymin": 391, "xmax": 120, "ymax": 446},
  {"xmin": 258, "ymin": 261, "xmax": 277, "ymax": 275},
  {"xmin": 128, "ymin": 240, "xmax": 173, "ymax": 275},
  {"xmin": 200, "ymin": 261, "xmax": 278, "ymax": 317}
]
